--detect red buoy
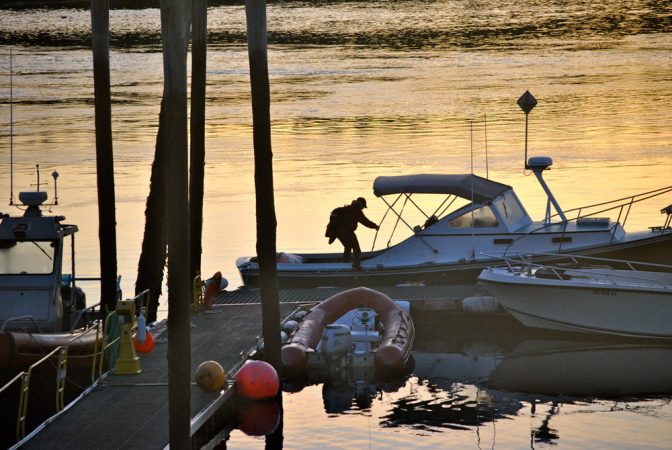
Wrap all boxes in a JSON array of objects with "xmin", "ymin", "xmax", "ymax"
[
  {"xmin": 234, "ymin": 360, "xmax": 279, "ymax": 400},
  {"xmin": 236, "ymin": 400, "xmax": 281, "ymax": 436}
]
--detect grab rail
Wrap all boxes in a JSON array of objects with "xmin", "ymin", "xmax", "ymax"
[
  {"xmin": 483, "ymin": 251, "xmax": 672, "ymax": 290},
  {"xmin": 91, "ymin": 311, "xmax": 121, "ymax": 384},
  {"xmin": 0, "ymin": 319, "xmax": 110, "ymax": 443},
  {"xmin": 69, "ymin": 302, "xmax": 102, "ymax": 333},
  {"xmin": 15, "ymin": 346, "xmax": 65, "ymax": 441},
  {"xmin": 0, "ymin": 316, "xmax": 43, "ymax": 333},
  {"xmin": 550, "ymin": 185, "xmax": 672, "ymax": 228}
]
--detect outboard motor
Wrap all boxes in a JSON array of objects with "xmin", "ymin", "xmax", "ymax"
[
  {"xmin": 351, "ymin": 308, "xmax": 380, "ymax": 353},
  {"xmin": 321, "ymin": 324, "xmax": 353, "ymax": 378}
]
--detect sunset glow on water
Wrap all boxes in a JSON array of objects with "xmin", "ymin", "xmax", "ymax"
[{"xmin": 1, "ymin": 0, "xmax": 671, "ymax": 447}]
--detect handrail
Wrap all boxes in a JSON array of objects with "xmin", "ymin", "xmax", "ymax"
[
  {"xmin": 2, "ymin": 292, "xmax": 147, "ymax": 445},
  {"xmin": 1, "ymin": 316, "xmax": 43, "ymax": 333},
  {"xmin": 484, "ymin": 251, "xmax": 672, "ymax": 271},
  {"xmin": 550, "ymin": 185, "xmax": 672, "ymax": 225},
  {"xmin": 482, "ymin": 251, "xmax": 672, "ymax": 289},
  {"xmin": 0, "ymin": 318, "xmax": 109, "ymax": 444},
  {"xmin": 16, "ymin": 346, "xmax": 64, "ymax": 440},
  {"xmin": 55, "ymin": 347, "xmax": 67, "ymax": 412},
  {"xmin": 92, "ymin": 311, "xmax": 121, "ymax": 384},
  {"xmin": 69, "ymin": 302, "xmax": 102, "ymax": 333}
]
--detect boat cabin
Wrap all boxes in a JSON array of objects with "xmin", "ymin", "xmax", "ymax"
[
  {"xmin": 368, "ymin": 172, "xmax": 620, "ymax": 268},
  {"xmin": 0, "ymin": 192, "xmax": 82, "ymax": 333}
]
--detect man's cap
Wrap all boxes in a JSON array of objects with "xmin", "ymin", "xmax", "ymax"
[{"xmin": 356, "ymin": 197, "xmax": 367, "ymax": 208}]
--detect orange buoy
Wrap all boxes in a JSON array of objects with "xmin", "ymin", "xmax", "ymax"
[
  {"xmin": 236, "ymin": 400, "xmax": 281, "ymax": 436},
  {"xmin": 234, "ymin": 360, "xmax": 279, "ymax": 400},
  {"xmin": 133, "ymin": 330, "xmax": 155, "ymax": 354},
  {"xmin": 195, "ymin": 360, "xmax": 228, "ymax": 392}
]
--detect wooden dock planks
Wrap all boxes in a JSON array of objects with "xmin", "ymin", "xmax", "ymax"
[{"xmin": 22, "ymin": 303, "xmax": 297, "ymax": 449}]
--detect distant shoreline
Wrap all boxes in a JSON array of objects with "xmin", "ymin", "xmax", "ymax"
[{"xmin": 1, "ymin": 0, "xmax": 248, "ymax": 10}]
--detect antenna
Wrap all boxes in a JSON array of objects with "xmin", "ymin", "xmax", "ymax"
[
  {"xmin": 469, "ymin": 121, "xmax": 475, "ymax": 260},
  {"xmin": 469, "ymin": 120, "xmax": 474, "ymax": 175},
  {"xmin": 517, "ymin": 90, "xmax": 537, "ymax": 170},
  {"xmin": 9, "ymin": 48, "xmax": 14, "ymax": 206},
  {"xmin": 484, "ymin": 112, "xmax": 489, "ymax": 179}
]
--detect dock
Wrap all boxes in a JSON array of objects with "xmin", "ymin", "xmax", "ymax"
[
  {"xmin": 21, "ymin": 303, "xmax": 298, "ymax": 450},
  {"xmin": 213, "ymin": 284, "xmax": 489, "ymax": 311},
  {"xmin": 19, "ymin": 284, "xmax": 484, "ymax": 449}
]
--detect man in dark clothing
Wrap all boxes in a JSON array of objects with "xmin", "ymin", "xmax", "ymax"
[{"xmin": 333, "ymin": 197, "xmax": 379, "ymax": 270}]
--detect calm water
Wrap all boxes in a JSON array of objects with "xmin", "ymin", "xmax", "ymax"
[
  {"xmin": 1, "ymin": 1, "xmax": 671, "ymax": 447},
  {"xmin": 225, "ymin": 312, "xmax": 672, "ymax": 449}
]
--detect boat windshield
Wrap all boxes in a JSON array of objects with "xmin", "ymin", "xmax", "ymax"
[
  {"xmin": 449, "ymin": 205, "xmax": 499, "ymax": 228},
  {"xmin": 0, "ymin": 240, "xmax": 56, "ymax": 275}
]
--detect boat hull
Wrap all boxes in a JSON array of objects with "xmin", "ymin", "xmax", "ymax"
[
  {"xmin": 479, "ymin": 270, "xmax": 672, "ymax": 339},
  {"xmin": 239, "ymin": 231, "xmax": 672, "ymax": 288}
]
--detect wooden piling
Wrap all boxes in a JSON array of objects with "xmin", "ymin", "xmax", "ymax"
[
  {"xmin": 90, "ymin": 0, "xmax": 119, "ymax": 314},
  {"xmin": 244, "ymin": 0, "xmax": 283, "ymax": 373},
  {"xmin": 190, "ymin": 0, "xmax": 208, "ymax": 284},
  {"xmin": 159, "ymin": 0, "xmax": 192, "ymax": 447}
]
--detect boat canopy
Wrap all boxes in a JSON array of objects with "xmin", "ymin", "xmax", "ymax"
[{"xmin": 373, "ymin": 174, "xmax": 512, "ymax": 204}]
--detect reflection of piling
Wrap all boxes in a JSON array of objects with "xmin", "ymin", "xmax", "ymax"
[
  {"xmin": 90, "ymin": 0, "xmax": 119, "ymax": 314},
  {"xmin": 245, "ymin": 0, "xmax": 283, "ymax": 374}
]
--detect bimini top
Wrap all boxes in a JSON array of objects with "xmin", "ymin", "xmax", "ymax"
[{"xmin": 373, "ymin": 174, "xmax": 512, "ymax": 204}]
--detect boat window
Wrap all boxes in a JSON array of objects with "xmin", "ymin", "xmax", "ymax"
[
  {"xmin": 493, "ymin": 191, "xmax": 527, "ymax": 225},
  {"xmin": 449, "ymin": 205, "xmax": 499, "ymax": 228},
  {"xmin": 0, "ymin": 240, "xmax": 56, "ymax": 275}
]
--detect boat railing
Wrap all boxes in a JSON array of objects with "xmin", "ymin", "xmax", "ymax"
[
  {"xmin": 91, "ymin": 310, "xmax": 121, "ymax": 384},
  {"xmin": 552, "ymin": 185, "xmax": 672, "ymax": 227},
  {"xmin": 1, "ymin": 342, "xmax": 69, "ymax": 442},
  {"xmin": 483, "ymin": 251, "xmax": 672, "ymax": 289},
  {"xmin": 0, "ymin": 315, "xmax": 43, "ymax": 333},
  {"xmin": 69, "ymin": 302, "xmax": 102, "ymax": 333},
  {"xmin": 503, "ymin": 185, "xmax": 672, "ymax": 254},
  {"xmin": 0, "ymin": 305, "xmax": 130, "ymax": 446}
]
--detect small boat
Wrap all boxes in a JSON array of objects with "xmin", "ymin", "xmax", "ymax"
[
  {"xmin": 281, "ymin": 287, "xmax": 415, "ymax": 377},
  {"xmin": 478, "ymin": 253, "xmax": 672, "ymax": 339},
  {"xmin": 0, "ymin": 186, "xmax": 107, "ymax": 372},
  {"xmin": 237, "ymin": 158, "xmax": 672, "ymax": 288}
]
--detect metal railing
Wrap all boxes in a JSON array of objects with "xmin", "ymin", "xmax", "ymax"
[
  {"xmin": 483, "ymin": 251, "xmax": 672, "ymax": 290},
  {"xmin": 0, "ymin": 314, "xmax": 119, "ymax": 443},
  {"xmin": 0, "ymin": 289, "xmax": 152, "ymax": 445}
]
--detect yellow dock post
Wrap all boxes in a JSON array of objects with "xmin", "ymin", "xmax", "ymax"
[{"xmin": 115, "ymin": 299, "xmax": 142, "ymax": 375}]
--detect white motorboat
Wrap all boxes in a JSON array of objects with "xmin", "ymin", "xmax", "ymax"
[
  {"xmin": 478, "ymin": 253, "xmax": 672, "ymax": 339},
  {"xmin": 237, "ymin": 158, "xmax": 672, "ymax": 288},
  {"xmin": 237, "ymin": 91, "xmax": 671, "ymax": 289}
]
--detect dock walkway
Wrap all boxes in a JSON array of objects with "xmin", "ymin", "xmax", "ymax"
[
  {"xmin": 22, "ymin": 284, "xmax": 483, "ymax": 449},
  {"xmin": 213, "ymin": 284, "xmax": 488, "ymax": 310},
  {"xmin": 22, "ymin": 303, "xmax": 297, "ymax": 450}
]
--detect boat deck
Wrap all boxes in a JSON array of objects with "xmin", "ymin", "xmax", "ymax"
[{"xmin": 22, "ymin": 303, "xmax": 298, "ymax": 450}]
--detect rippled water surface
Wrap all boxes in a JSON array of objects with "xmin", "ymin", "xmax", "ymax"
[{"xmin": 0, "ymin": 2, "xmax": 671, "ymax": 446}]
